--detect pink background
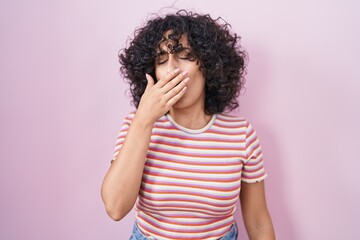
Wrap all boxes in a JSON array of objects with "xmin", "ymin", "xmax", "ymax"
[{"xmin": 1, "ymin": 0, "xmax": 359, "ymax": 239}]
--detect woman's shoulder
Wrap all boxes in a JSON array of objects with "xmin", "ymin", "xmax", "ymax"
[{"xmin": 216, "ymin": 113, "xmax": 249, "ymax": 124}]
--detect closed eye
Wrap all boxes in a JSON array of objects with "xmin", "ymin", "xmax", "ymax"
[
  {"xmin": 156, "ymin": 49, "xmax": 193, "ymax": 65},
  {"xmin": 156, "ymin": 53, "xmax": 168, "ymax": 64},
  {"xmin": 177, "ymin": 48, "xmax": 191, "ymax": 59}
]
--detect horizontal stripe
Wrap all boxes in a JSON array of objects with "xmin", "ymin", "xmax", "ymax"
[
  {"xmin": 143, "ymin": 178, "xmax": 240, "ymax": 192},
  {"xmin": 138, "ymin": 194, "xmax": 238, "ymax": 209},
  {"xmin": 140, "ymin": 185, "xmax": 239, "ymax": 200},
  {"xmin": 146, "ymin": 155, "xmax": 242, "ymax": 168},
  {"xmin": 143, "ymin": 170, "xmax": 241, "ymax": 182},
  {"xmin": 150, "ymin": 138, "xmax": 246, "ymax": 150},
  {"xmin": 135, "ymin": 204, "xmax": 236, "ymax": 219},
  {"xmin": 136, "ymin": 200, "xmax": 236, "ymax": 217},
  {"xmin": 139, "ymin": 213, "xmax": 229, "ymax": 226},
  {"xmin": 148, "ymin": 146, "xmax": 242, "ymax": 158},
  {"xmin": 142, "ymin": 175, "xmax": 240, "ymax": 188},
  {"xmin": 144, "ymin": 162, "xmax": 239, "ymax": 175},
  {"xmin": 138, "ymin": 197, "xmax": 236, "ymax": 215}
]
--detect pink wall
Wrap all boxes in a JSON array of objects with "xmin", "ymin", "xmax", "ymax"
[{"xmin": 1, "ymin": 0, "xmax": 359, "ymax": 239}]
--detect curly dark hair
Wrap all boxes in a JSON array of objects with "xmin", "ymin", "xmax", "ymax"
[{"xmin": 118, "ymin": 9, "xmax": 248, "ymax": 114}]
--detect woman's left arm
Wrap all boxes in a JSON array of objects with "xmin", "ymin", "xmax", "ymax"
[{"xmin": 240, "ymin": 180, "xmax": 276, "ymax": 240}]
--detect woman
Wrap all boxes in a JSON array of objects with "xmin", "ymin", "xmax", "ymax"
[{"xmin": 101, "ymin": 10, "xmax": 275, "ymax": 240}]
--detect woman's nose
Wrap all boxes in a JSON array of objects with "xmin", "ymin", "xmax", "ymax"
[{"xmin": 166, "ymin": 54, "xmax": 179, "ymax": 74}]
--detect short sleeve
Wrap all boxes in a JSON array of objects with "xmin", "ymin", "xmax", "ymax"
[
  {"xmin": 109, "ymin": 112, "xmax": 135, "ymax": 164},
  {"xmin": 241, "ymin": 120, "xmax": 268, "ymax": 183}
]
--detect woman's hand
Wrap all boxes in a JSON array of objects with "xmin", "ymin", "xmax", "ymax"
[{"xmin": 135, "ymin": 68, "xmax": 190, "ymax": 125}]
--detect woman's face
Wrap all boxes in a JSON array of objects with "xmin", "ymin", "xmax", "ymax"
[{"xmin": 154, "ymin": 30, "xmax": 206, "ymax": 112}]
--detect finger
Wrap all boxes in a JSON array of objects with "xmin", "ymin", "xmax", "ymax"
[
  {"xmin": 161, "ymin": 71, "xmax": 189, "ymax": 93},
  {"xmin": 163, "ymin": 77, "xmax": 190, "ymax": 102},
  {"xmin": 156, "ymin": 68, "xmax": 181, "ymax": 88},
  {"xmin": 166, "ymin": 86, "xmax": 187, "ymax": 107},
  {"xmin": 145, "ymin": 73, "xmax": 154, "ymax": 90}
]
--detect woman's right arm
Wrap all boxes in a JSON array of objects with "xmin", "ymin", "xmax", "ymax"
[
  {"xmin": 101, "ymin": 115, "xmax": 154, "ymax": 221},
  {"xmin": 100, "ymin": 69, "xmax": 189, "ymax": 221}
]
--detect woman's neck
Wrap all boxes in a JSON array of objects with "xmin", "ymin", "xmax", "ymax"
[{"xmin": 168, "ymin": 108, "xmax": 213, "ymax": 130}]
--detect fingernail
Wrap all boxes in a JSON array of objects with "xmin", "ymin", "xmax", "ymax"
[
  {"xmin": 182, "ymin": 70, "xmax": 188, "ymax": 76},
  {"xmin": 174, "ymin": 68, "xmax": 180, "ymax": 73},
  {"xmin": 183, "ymin": 77, "xmax": 190, "ymax": 83}
]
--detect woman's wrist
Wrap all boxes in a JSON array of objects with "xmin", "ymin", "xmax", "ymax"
[{"xmin": 132, "ymin": 113, "xmax": 156, "ymax": 130}]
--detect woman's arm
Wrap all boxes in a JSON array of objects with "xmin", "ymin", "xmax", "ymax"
[
  {"xmin": 101, "ymin": 116, "xmax": 153, "ymax": 221},
  {"xmin": 100, "ymin": 69, "xmax": 189, "ymax": 221},
  {"xmin": 240, "ymin": 181, "xmax": 276, "ymax": 240}
]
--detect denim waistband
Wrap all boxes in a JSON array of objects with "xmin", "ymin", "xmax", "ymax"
[{"xmin": 129, "ymin": 221, "xmax": 238, "ymax": 240}]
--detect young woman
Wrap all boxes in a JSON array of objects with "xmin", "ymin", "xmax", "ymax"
[{"xmin": 101, "ymin": 10, "xmax": 275, "ymax": 240}]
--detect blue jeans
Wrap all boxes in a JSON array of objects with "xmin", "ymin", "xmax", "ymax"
[{"xmin": 129, "ymin": 221, "xmax": 238, "ymax": 240}]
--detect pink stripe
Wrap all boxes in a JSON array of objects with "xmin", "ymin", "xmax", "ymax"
[
  {"xmin": 243, "ymin": 156, "xmax": 264, "ymax": 167},
  {"xmin": 144, "ymin": 169, "xmax": 240, "ymax": 182},
  {"xmin": 243, "ymin": 164, "xmax": 264, "ymax": 174},
  {"xmin": 148, "ymin": 146, "xmax": 241, "ymax": 158},
  {"xmin": 150, "ymin": 139, "xmax": 244, "ymax": 150},
  {"xmin": 138, "ymin": 193, "xmax": 238, "ymax": 208},
  {"xmin": 206, "ymin": 128, "xmax": 246, "ymax": 135},
  {"xmin": 140, "ymin": 185, "xmax": 239, "ymax": 200},
  {"xmin": 151, "ymin": 132, "xmax": 244, "ymax": 143},
  {"xmin": 246, "ymin": 143, "xmax": 261, "ymax": 160},
  {"xmin": 137, "ymin": 200, "xmax": 233, "ymax": 217},
  {"xmin": 144, "ymin": 161, "xmax": 241, "ymax": 174},
  {"xmin": 242, "ymin": 171, "xmax": 266, "ymax": 180},
  {"xmin": 143, "ymin": 179, "xmax": 239, "ymax": 192},
  {"xmin": 213, "ymin": 121, "xmax": 246, "ymax": 129},
  {"xmin": 136, "ymin": 200, "xmax": 234, "ymax": 217},
  {"xmin": 146, "ymin": 154, "xmax": 242, "ymax": 167}
]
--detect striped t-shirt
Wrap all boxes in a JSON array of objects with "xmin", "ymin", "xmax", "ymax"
[{"xmin": 111, "ymin": 112, "xmax": 267, "ymax": 240}]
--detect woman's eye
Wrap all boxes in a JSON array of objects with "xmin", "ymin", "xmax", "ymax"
[
  {"xmin": 156, "ymin": 54, "xmax": 168, "ymax": 64},
  {"xmin": 155, "ymin": 49, "xmax": 193, "ymax": 64},
  {"xmin": 177, "ymin": 49, "xmax": 190, "ymax": 59}
]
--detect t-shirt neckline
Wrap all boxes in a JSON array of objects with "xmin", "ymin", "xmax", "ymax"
[{"xmin": 165, "ymin": 113, "xmax": 217, "ymax": 134}]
